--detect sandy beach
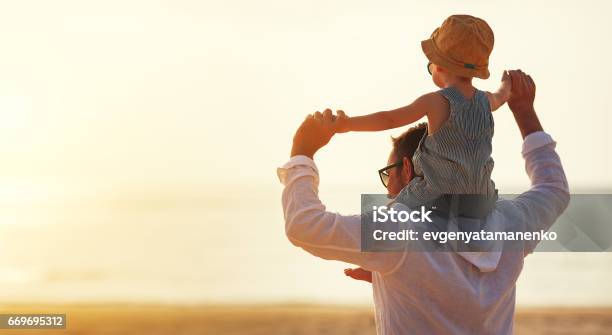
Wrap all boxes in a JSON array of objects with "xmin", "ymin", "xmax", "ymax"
[{"xmin": 1, "ymin": 304, "xmax": 611, "ymax": 334}]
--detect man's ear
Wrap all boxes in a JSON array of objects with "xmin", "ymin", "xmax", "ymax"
[{"xmin": 401, "ymin": 157, "xmax": 413, "ymax": 183}]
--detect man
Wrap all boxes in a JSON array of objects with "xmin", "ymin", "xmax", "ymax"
[{"xmin": 277, "ymin": 71, "xmax": 569, "ymax": 334}]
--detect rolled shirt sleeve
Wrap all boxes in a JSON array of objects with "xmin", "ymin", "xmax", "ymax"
[
  {"xmin": 513, "ymin": 131, "xmax": 571, "ymax": 254},
  {"xmin": 277, "ymin": 155, "xmax": 404, "ymax": 274}
]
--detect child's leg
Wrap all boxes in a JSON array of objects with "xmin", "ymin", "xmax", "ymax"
[{"xmin": 344, "ymin": 267, "xmax": 372, "ymax": 283}]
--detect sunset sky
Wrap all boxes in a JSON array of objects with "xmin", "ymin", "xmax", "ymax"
[{"xmin": 1, "ymin": 0, "xmax": 610, "ymax": 199}]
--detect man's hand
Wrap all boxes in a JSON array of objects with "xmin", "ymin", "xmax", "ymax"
[
  {"xmin": 290, "ymin": 108, "xmax": 337, "ymax": 159},
  {"xmin": 344, "ymin": 267, "xmax": 372, "ymax": 283},
  {"xmin": 506, "ymin": 70, "xmax": 543, "ymax": 138}
]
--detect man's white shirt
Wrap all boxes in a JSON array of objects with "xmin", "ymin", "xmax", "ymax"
[{"xmin": 277, "ymin": 131, "xmax": 569, "ymax": 335}]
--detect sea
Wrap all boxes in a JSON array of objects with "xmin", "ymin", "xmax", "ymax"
[{"xmin": 1, "ymin": 185, "xmax": 611, "ymax": 306}]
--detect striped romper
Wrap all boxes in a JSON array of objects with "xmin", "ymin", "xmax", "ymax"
[{"xmin": 394, "ymin": 86, "xmax": 496, "ymax": 209}]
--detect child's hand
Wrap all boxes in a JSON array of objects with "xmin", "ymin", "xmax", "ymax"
[
  {"xmin": 500, "ymin": 70, "xmax": 512, "ymax": 100},
  {"xmin": 502, "ymin": 69, "xmax": 511, "ymax": 83},
  {"xmin": 487, "ymin": 70, "xmax": 512, "ymax": 111},
  {"xmin": 332, "ymin": 110, "xmax": 350, "ymax": 133},
  {"xmin": 344, "ymin": 267, "xmax": 372, "ymax": 283}
]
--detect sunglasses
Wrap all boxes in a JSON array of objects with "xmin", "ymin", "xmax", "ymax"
[
  {"xmin": 427, "ymin": 61, "xmax": 433, "ymax": 75},
  {"xmin": 378, "ymin": 161, "xmax": 402, "ymax": 188}
]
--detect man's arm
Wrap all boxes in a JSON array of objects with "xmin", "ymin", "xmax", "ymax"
[
  {"xmin": 278, "ymin": 109, "xmax": 404, "ymax": 273},
  {"xmin": 505, "ymin": 70, "xmax": 570, "ymax": 255},
  {"xmin": 278, "ymin": 157, "xmax": 402, "ymax": 273},
  {"xmin": 513, "ymin": 133, "xmax": 569, "ymax": 254}
]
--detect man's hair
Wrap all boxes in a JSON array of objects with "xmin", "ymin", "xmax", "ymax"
[{"xmin": 391, "ymin": 123, "xmax": 427, "ymax": 176}]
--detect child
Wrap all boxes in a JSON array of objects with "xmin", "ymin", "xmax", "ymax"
[{"xmin": 336, "ymin": 15, "xmax": 511, "ymax": 282}]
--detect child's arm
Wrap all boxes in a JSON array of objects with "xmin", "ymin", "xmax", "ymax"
[
  {"xmin": 335, "ymin": 93, "xmax": 440, "ymax": 133},
  {"xmin": 486, "ymin": 70, "xmax": 512, "ymax": 111}
]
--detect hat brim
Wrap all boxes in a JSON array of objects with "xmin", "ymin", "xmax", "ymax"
[{"xmin": 421, "ymin": 39, "xmax": 490, "ymax": 79}]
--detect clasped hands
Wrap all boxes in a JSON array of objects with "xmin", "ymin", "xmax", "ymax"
[{"xmin": 290, "ymin": 109, "xmax": 348, "ymax": 159}]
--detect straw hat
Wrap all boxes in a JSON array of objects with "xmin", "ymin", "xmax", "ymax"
[{"xmin": 421, "ymin": 15, "xmax": 494, "ymax": 79}]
